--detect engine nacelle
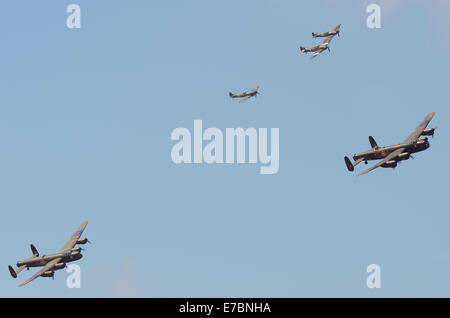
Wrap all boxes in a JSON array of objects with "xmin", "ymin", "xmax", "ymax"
[
  {"xmin": 69, "ymin": 252, "xmax": 83, "ymax": 261},
  {"xmin": 76, "ymin": 238, "xmax": 88, "ymax": 245},
  {"xmin": 53, "ymin": 263, "xmax": 66, "ymax": 271},
  {"xmin": 421, "ymin": 128, "xmax": 435, "ymax": 137},
  {"xmin": 71, "ymin": 247, "xmax": 82, "ymax": 254},
  {"xmin": 41, "ymin": 271, "xmax": 54, "ymax": 278},
  {"xmin": 397, "ymin": 152, "xmax": 410, "ymax": 161},
  {"xmin": 381, "ymin": 160, "xmax": 397, "ymax": 168}
]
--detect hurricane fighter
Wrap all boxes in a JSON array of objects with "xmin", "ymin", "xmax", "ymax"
[
  {"xmin": 344, "ymin": 112, "xmax": 436, "ymax": 176},
  {"xmin": 312, "ymin": 24, "xmax": 341, "ymax": 39},
  {"xmin": 8, "ymin": 221, "xmax": 89, "ymax": 287},
  {"xmin": 229, "ymin": 86, "xmax": 260, "ymax": 103}
]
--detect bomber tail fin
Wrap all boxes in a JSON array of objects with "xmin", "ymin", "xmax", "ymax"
[
  {"xmin": 8, "ymin": 265, "xmax": 17, "ymax": 278},
  {"xmin": 30, "ymin": 244, "xmax": 39, "ymax": 256},
  {"xmin": 369, "ymin": 136, "xmax": 378, "ymax": 149},
  {"xmin": 8, "ymin": 264, "xmax": 27, "ymax": 278},
  {"xmin": 344, "ymin": 156, "xmax": 354, "ymax": 172}
]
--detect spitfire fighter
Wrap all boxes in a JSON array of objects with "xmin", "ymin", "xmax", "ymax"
[
  {"xmin": 301, "ymin": 24, "xmax": 341, "ymax": 59},
  {"xmin": 8, "ymin": 221, "xmax": 89, "ymax": 287},
  {"xmin": 312, "ymin": 24, "xmax": 341, "ymax": 39},
  {"xmin": 229, "ymin": 86, "xmax": 260, "ymax": 103},
  {"xmin": 344, "ymin": 112, "xmax": 436, "ymax": 176}
]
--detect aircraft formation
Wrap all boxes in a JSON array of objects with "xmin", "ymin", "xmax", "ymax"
[
  {"xmin": 300, "ymin": 24, "xmax": 341, "ymax": 59},
  {"xmin": 7, "ymin": 22, "xmax": 438, "ymax": 289},
  {"xmin": 230, "ymin": 23, "xmax": 436, "ymax": 176}
]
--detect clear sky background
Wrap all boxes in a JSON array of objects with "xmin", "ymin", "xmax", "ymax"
[{"xmin": 1, "ymin": 0, "xmax": 449, "ymax": 297}]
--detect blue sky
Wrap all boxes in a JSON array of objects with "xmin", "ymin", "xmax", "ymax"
[{"xmin": 1, "ymin": 0, "xmax": 449, "ymax": 297}]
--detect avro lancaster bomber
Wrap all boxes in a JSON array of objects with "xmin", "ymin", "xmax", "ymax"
[
  {"xmin": 344, "ymin": 112, "xmax": 436, "ymax": 176},
  {"xmin": 8, "ymin": 221, "xmax": 89, "ymax": 287}
]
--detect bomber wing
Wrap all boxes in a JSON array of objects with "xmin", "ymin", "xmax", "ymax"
[
  {"xmin": 60, "ymin": 221, "xmax": 88, "ymax": 252},
  {"xmin": 18, "ymin": 257, "xmax": 62, "ymax": 287},
  {"xmin": 403, "ymin": 112, "xmax": 435, "ymax": 145},
  {"xmin": 358, "ymin": 148, "xmax": 405, "ymax": 176}
]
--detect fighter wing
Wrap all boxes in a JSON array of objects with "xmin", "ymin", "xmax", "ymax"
[
  {"xmin": 310, "ymin": 48, "xmax": 325, "ymax": 59},
  {"xmin": 358, "ymin": 148, "xmax": 405, "ymax": 176},
  {"xmin": 239, "ymin": 95, "xmax": 252, "ymax": 103},
  {"xmin": 403, "ymin": 112, "xmax": 435, "ymax": 145},
  {"xmin": 323, "ymin": 35, "xmax": 334, "ymax": 45},
  {"xmin": 60, "ymin": 221, "xmax": 88, "ymax": 251},
  {"xmin": 333, "ymin": 24, "xmax": 341, "ymax": 31},
  {"xmin": 18, "ymin": 257, "xmax": 62, "ymax": 287}
]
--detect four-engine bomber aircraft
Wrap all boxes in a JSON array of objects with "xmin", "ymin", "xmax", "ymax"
[
  {"xmin": 344, "ymin": 112, "xmax": 436, "ymax": 176},
  {"xmin": 8, "ymin": 221, "xmax": 89, "ymax": 287},
  {"xmin": 229, "ymin": 86, "xmax": 260, "ymax": 103},
  {"xmin": 301, "ymin": 24, "xmax": 341, "ymax": 59}
]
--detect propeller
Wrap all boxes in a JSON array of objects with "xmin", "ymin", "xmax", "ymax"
[{"xmin": 432, "ymin": 126, "xmax": 438, "ymax": 138}]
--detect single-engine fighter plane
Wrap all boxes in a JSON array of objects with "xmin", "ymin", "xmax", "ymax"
[
  {"xmin": 8, "ymin": 221, "xmax": 89, "ymax": 287},
  {"xmin": 300, "ymin": 34, "xmax": 337, "ymax": 60},
  {"xmin": 312, "ymin": 24, "xmax": 341, "ymax": 39},
  {"xmin": 229, "ymin": 86, "xmax": 260, "ymax": 103},
  {"xmin": 344, "ymin": 112, "xmax": 436, "ymax": 176}
]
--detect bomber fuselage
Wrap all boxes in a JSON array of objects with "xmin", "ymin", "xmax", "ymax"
[
  {"xmin": 353, "ymin": 138, "xmax": 430, "ymax": 162},
  {"xmin": 17, "ymin": 250, "xmax": 83, "ymax": 268}
]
